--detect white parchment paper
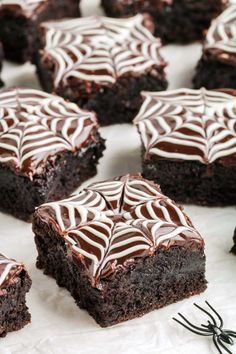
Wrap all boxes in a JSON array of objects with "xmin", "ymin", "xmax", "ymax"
[{"xmin": 0, "ymin": 1, "xmax": 236, "ymax": 353}]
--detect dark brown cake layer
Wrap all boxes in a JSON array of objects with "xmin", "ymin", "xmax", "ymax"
[
  {"xmin": 231, "ymin": 229, "xmax": 236, "ymax": 255},
  {"xmin": 0, "ymin": 0, "xmax": 81, "ymax": 63},
  {"xmin": 193, "ymin": 54, "xmax": 236, "ymax": 90},
  {"xmin": 0, "ymin": 255, "xmax": 31, "ymax": 337},
  {"xmin": 0, "ymin": 136, "xmax": 105, "ymax": 221},
  {"xmin": 34, "ymin": 208, "xmax": 206, "ymax": 327},
  {"xmin": 101, "ymin": 0, "xmax": 227, "ymax": 43}
]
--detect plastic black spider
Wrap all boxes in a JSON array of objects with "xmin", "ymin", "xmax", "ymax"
[{"xmin": 173, "ymin": 301, "xmax": 236, "ymax": 354}]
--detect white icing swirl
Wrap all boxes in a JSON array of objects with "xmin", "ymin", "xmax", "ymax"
[
  {"xmin": 0, "ymin": 87, "xmax": 99, "ymax": 175},
  {"xmin": 40, "ymin": 15, "xmax": 164, "ymax": 87},
  {"xmin": 0, "ymin": 0, "xmax": 46, "ymax": 16},
  {"xmin": 37, "ymin": 175, "xmax": 202, "ymax": 284},
  {"xmin": 0, "ymin": 253, "xmax": 23, "ymax": 288},
  {"xmin": 205, "ymin": 5, "xmax": 236, "ymax": 57},
  {"xmin": 134, "ymin": 88, "xmax": 236, "ymax": 164}
]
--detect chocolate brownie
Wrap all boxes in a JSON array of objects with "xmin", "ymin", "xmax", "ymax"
[
  {"xmin": 0, "ymin": 0, "xmax": 81, "ymax": 63},
  {"xmin": 35, "ymin": 15, "xmax": 167, "ymax": 126},
  {"xmin": 0, "ymin": 253, "xmax": 31, "ymax": 337},
  {"xmin": 0, "ymin": 87, "xmax": 105, "ymax": 221},
  {"xmin": 33, "ymin": 174, "xmax": 207, "ymax": 327},
  {"xmin": 134, "ymin": 88, "xmax": 236, "ymax": 206},
  {"xmin": 101, "ymin": 0, "xmax": 227, "ymax": 44},
  {"xmin": 194, "ymin": 6, "xmax": 236, "ymax": 90}
]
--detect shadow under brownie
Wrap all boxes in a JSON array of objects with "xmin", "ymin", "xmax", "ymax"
[
  {"xmin": 101, "ymin": 0, "xmax": 227, "ymax": 44},
  {"xmin": 0, "ymin": 253, "xmax": 31, "ymax": 337},
  {"xmin": 194, "ymin": 5, "xmax": 236, "ymax": 90},
  {"xmin": 33, "ymin": 174, "xmax": 206, "ymax": 327},
  {"xmin": 0, "ymin": 87, "xmax": 105, "ymax": 221},
  {"xmin": 134, "ymin": 88, "xmax": 236, "ymax": 206},
  {"xmin": 35, "ymin": 15, "xmax": 167, "ymax": 126},
  {"xmin": 0, "ymin": 0, "xmax": 81, "ymax": 63}
]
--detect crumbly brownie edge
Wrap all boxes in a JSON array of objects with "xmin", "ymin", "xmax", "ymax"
[
  {"xmin": 141, "ymin": 154, "xmax": 236, "ymax": 206},
  {"xmin": 0, "ymin": 0, "xmax": 81, "ymax": 63},
  {"xmin": 0, "ymin": 270, "xmax": 31, "ymax": 337},
  {"xmin": 193, "ymin": 55, "xmax": 236, "ymax": 90},
  {"xmin": 33, "ymin": 215, "xmax": 207, "ymax": 327},
  {"xmin": 0, "ymin": 134, "xmax": 105, "ymax": 221}
]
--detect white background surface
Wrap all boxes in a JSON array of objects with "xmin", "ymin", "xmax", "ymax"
[{"xmin": 0, "ymin": 0, "xmax": 236, "ymax": 353}]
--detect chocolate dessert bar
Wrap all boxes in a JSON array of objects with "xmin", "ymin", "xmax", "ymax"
[
  {"xmin": 101, "ymin": 0, "xmax": 227, "ymax": 44},
  {"xmin": 35, "ymin": 15, "xmax": 167, "ymax": 125},
  {"xmin": 194, "ymin": 6, "xmax": 236, "ymax": 90},
  {"xmin": 0, "ymin": 0, "xmax": 81, "ymax": 63},
  {"xmin": 0, "ymin": 87, "xmax": 105, "ymax": 221},
  {"xmin": 134, "ymin": 88, "xmax": 236, "ymax": 206},
  {"xmin": 0, "ymin": 253, "xmax": 31, "ymax": 337},
  {"xmin": 33, "ymin": 174, "xmax": 206, "ymax": 327}
]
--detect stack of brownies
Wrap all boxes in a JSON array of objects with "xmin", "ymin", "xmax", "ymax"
[{"xmin": 0, "ymin": 0, "xmax": 235, "ymax": 340}]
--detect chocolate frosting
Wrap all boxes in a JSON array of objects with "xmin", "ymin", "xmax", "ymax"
[
  {"xmin": 134, "ymin": 88, "xmax": 236, "ymax": 164},
  {"xmin": 0, "ymin": 87, "xmax": 99, "ymax": 178},
  {"xmin": 204, "ymin": 5, "xmax": 236, "ymax": 66},
  {"xmin": 40, "ymin": 14, "xmax": 166, "ymax": 90},
  {"xmin": 0, "ymin": 253, "xmax": 24, "ymax": 289},
  {"xmin": 35, "ymin": 174, "xmax": 203, "ymax": 287}
]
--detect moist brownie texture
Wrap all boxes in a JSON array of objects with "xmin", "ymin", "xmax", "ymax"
[
  {"xmin": 194, "ymin": 6, "xmax": 236, "ymax": 90},
  {"xmin": 101, "ymin": 0, "xmax": 227, "ymax": 44},
  {"xmin": 134, "ymin": 88, "xmax": 236, "ymax": 206},
  {"xmin": 33, "ymin": 174, "xmax": 206, "ymax": 327},
  {"xmin": 0, "ymin": 0, "xmax": 81, "ymax": 63},
  {"xmin": 0, "ymin": 254, "xmax": 31, "ymax": 337},
  {"xmin": 0, "ymin": 87, "xmax": 105, "ymax": 221},
  {"xmin": 35, "ymin": 15, "xmax": 167, "ymax": 126}
]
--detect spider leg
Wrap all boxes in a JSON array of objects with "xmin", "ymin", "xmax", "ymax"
[
  {"xmin": 224, "ymin": 330, "xmax": 236, "ymax": 338},
  {"xmin": 177, "ymin": 313, "xmax": 211, "ymax": 333},
  {"xmin": 173, "ymin": 317, "xmax": 212, "ymax": 336},
  {"xmin": 205, "ymin": 301, "xmax": 223, "ymax": 328},
  {"xmin": 213, "ymin": 335, "xmax": 223, "ymax": 354},
  {"xmin": 194, "ymin": 303, "xmax": 217, "ymax": 326},
  {"xmin": 216, "ymin": 337, "xmax": 234, "ymax": 354}
]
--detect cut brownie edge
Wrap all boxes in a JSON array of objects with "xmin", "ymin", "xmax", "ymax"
[
  {"xmin": 0, "ymin": 135, "xmax": 105, "ymax": 221},
  {"xmin": 142, "ymin": 155, "xmax": 236, "ymax": 206},
  {"xmin": 0, "ymin": 270, "xmax": 31, "ymax": 337},
  {"xmin": 33, "ymin": 214, "xmax": 206, "ymax": 327},
  {"xmin": 35, "ymin": 55, "xmax": 167, "ymax": 125},
  {"xmin": 231, "ymin": 229, "xmax": 236, "ymax": 255},
  {"xmin": 193, "ymin": 55, "xmax": 236, "ymax": 90}
]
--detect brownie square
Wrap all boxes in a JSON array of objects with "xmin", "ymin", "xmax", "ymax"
[
  {"xmin": 134, "ymin": 88, "xmax": 236, "ymax": 206},
  {"xmin": 101, "ymin": 0, "xmax": 227, "ymax": 44},
  {"xmin": 35, "ymin": 15, "xmax": 167, "ymax": 126},
  {"xmin": 0, "ymin": 0, "xmax": 81, "ymax": 63},
  {"xmin": 194, "ymin": 6, "xmax": 236, "ymax": 90},
  {"xmin": 33, "ymin": 174, "xmax": 207, "ymax": 327},
  {"xmin": 0, "ymin": 253, "xmax": 31, "ymax": 337},
  {"xmin": 0, "ymin": 87, "xmax": 105, "ymax": 221}
]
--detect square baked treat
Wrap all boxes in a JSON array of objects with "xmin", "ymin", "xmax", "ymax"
[
  {"xmin": 0, "ymin": 0, "xmax": 81, "ymax": 63},
  {"xmin": 33, "ymin": 174, "xmax": 206, "ymax": 327},
  {"xmin": 0, "ymin": 87, "xmax": 105, "ymax": 221},
  {"xmin": 101, "ymin": 0, "xmax": 227, "ymax": 44},
  {"xmin": 134, "ymin": 88, "xmax": 236, "ymax": 206},
  {"xmin": 194, "ymin": 6, "xmax": 236, "ymax": 90},
  {"xmin": 0, "ymin": 253, "xmax": 31, "ymax": 337},
  {"xmin": 35, "ymin": 15, "xmax": 167, "ymax": 126}
]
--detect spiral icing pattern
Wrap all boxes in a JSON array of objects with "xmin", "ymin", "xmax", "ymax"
[
  {"xmin": 134, "ymin": 88, "xmax": 236, "ymax": 164},
  {"xmin": 0, "ymin": 254, "xmax": 23, "ymax": 288},
  {"xmin": 0, "ymin": 87, "xmax": 99, "ymax": 176},
  {"xmin": 36, "ymin": 175, "xmax": 203, "ymax": 286},
  {"xmin": 205, "ymin": 5, "xmax": 236, "ymax": 64},
  {"xmin": 40, "ymin": 15, "xmax": 165, "ymax": 88}
]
